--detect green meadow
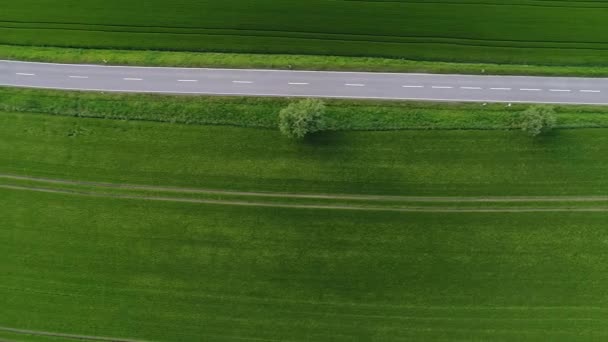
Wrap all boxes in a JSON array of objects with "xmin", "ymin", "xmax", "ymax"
[
  {"xmin": 4, "ymin": 93, "xmax": 608, "ymax": 341},
  {"xmin": 4, "ymin": 187, "xmax": 608, "ymax": 341}
]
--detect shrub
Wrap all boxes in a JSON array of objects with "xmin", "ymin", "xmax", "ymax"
[
  {"xmin": 520, "ymin": 105, "xmax": 556, "ymax": 136},
  {"xmin": 279, "ymin": 99, "xmax": 326, "ymax": 139}
]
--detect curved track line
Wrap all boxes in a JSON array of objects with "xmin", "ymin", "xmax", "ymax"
[
  {"xmin": 0, "ymin": 326, "xmax": 146, "ymax": 342},
  {"xmin": 3, "ymin": 184, "xmax": 608, "ymax": 213},
  {"xmin": 1, "ymin": 173, "xmax": 607, "ymax": 203}
]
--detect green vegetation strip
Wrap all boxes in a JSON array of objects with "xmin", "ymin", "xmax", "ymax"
[
  {"xmin": 4, "ymin": 87, "xmax": 608, "ymax": 131},
  {"xmin": 4, "ymin": 1, "xmax": 608, "ymax": 69},
  {"xmin": 5, "ymin": 44, "xmax": 608, "ymax": 77}
]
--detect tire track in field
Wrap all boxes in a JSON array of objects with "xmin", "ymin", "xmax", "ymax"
[
  {"xmin": 1, "ymin": 173, "xmax": 608, "ymax": 203},
  {"xmin": 3, "ymin": 183, "xmax": 608, "ymax": 213},
  {"xmin": 0, "ymin": 326, "xmax": 146, "ymax": 342}
]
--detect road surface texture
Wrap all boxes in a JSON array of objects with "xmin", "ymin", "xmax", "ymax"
[{"xmin": 1, "ymin": 60, "xmax": 608, "ymax": 104}]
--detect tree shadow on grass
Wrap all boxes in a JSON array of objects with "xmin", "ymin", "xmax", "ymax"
[
  {"xmin": 531, "ymin": 129, "xmax": 560, "ymax": 143},
  {"xmin": 288, "ymin": 130, "xmax": 411, "ymax": 195},
  {"xmin": 300, "ymin": 130, "xmax": 348, "ymax": 147}
]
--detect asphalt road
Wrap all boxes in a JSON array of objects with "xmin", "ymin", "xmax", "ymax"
[{"xmin": 2, "ymin": 60, "xmax": 608, "ymax": 104}]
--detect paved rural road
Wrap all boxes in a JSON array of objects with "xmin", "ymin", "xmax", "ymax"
[{"xmin": 2, "ymin": 60, "xmax": 608, "ymax": 104}]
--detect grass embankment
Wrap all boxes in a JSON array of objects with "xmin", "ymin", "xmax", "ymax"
[
  {"xmin": 4, "ymin": 87, "xmax": 608, "ymax": 131},
  {"xmin": 3, "ymin": 1, "xmax": 608, "ymax": 72}
]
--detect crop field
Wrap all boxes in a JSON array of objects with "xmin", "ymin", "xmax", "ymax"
[
  {"xmin": 4, "ymin": 187, "xmax": 608, "ymax": 342},
  {"xmin": 3, "ymin": 109, "xmax": 608, "ymax": 341},
  {"xmin": 3, "ymin": 0, "xmax": 608, "ymax": 66}
]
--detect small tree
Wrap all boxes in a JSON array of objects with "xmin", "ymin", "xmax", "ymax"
[
  {"xmin": 520, "ymin": 105, "xmax": 556, "ymax": 137},
  {"xmin": 279, "ymin": 99, "xmax": 326, "ymax": 139}
]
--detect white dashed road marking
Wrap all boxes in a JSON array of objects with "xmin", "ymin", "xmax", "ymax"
[{"xmin": 5, "ymin": 64, "xmax": 603, "ymax": 103}]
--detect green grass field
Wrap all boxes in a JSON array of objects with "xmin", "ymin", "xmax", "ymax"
[
  {"xmin": 4, "ymin": 189, "xmax": 608, "ymax": 341},
  {"xmin": 4, "ymin": 110, "xmax": 608, "ymax": 197},
  {"xmin": 3, "ymin": 0, "xmax": 608, "ymax": 67},
  {"xmin": 3, "ymin": 110, "xmax": 608, "ymax": 341}
]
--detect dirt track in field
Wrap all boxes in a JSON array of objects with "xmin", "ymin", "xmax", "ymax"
[
  {"xmin": 3, "ymin": 182, "xmax": 608, "ymax": 213},
  {"xmin": 2, "ymin": 173, "xmax": 608, "ymax": 204}
]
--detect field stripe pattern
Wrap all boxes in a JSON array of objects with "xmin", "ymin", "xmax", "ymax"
[{"xmin": 3, "ymin": 1, "xmax": 608, "ymax": 66}]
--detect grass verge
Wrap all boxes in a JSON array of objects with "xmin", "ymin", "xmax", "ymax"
[
  {"xmin": 4, "ymin": 44, "xmax": 608, "ymax": 77},
  {"xmin": 4, "ymin": 87, "xmax": 608, "ymax": 131}
]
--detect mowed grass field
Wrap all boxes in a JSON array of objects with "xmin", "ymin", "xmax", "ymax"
[
  {"xmin": 3, "ymin": 0, "xmax": 608, "ymax": 66},
  {"xmin": 3, "ymin": 111, "xmax": 608, "ymax": 196},
  {"xmin": 3, "ymin": 110, "xmax": 608, "ymax": 340}
]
